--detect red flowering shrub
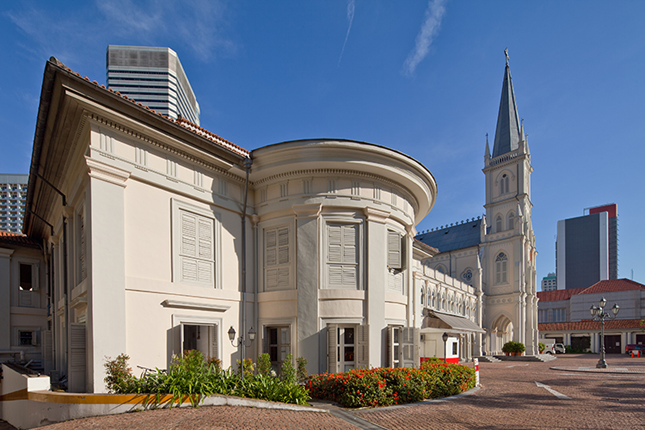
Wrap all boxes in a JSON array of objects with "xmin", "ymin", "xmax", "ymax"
[{"xmin": 306, "ymin": 363, "xmax": 475, "ymax": 408}]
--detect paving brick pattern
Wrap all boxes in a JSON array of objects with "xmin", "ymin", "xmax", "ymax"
[
  {"xmin": 38, "ymin": 407, "xmax": 357, "ymax": 430},
  {"xmin": 355, "ymin": 354, "xmax": 645, "ymax": 429},
  {"xmin": 7, "ymin": 354, "xmax": 644, "ymax": 430}
]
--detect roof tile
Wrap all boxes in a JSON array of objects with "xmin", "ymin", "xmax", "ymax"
[
  {"xmin": 579, "ymin": 279, "xmax": 645, "ymax": 295},
  {"xmin": 539, "ymin": 319, "xmax": 644, "ymax": 331},
  {"xmin": 0, "ymin": 231, "xmax": 40, "ymax": 248},
  {"xmin": 537, "ymin": 288, "xmax": 585, "ymax": 302}
]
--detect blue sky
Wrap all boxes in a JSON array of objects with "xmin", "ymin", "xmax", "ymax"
[{"xmin": 1, "ymin": 1, "xmax": 643, "ymax": 287}]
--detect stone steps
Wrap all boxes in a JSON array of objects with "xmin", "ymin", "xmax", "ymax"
[
  {"xmin": 475, "ymin": 356, "xmax": 502, "ymax": 363},
  {"xmin": 491, "ymin": 354, "xmax": 558, "ymax": 362}
]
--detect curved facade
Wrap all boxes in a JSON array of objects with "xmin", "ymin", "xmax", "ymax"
[{"xmin": 251, "ymin": 139, "xmax": 437, "ymax": 372}]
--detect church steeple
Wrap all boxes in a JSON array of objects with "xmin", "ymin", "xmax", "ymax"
[{"xmin": 492, "ymin": 49, "xmax": 522, "ymax": 158}]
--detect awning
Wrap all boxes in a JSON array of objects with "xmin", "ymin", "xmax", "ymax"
[{"xmin": 422, "ymin": 311, "xmax": 485, "ymax": 334}]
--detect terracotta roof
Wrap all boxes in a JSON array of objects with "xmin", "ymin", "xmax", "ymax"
[
  {"xmin": 537, "ymin": 288, "xmax": 585, "ymax": 302},
  {"xmin": 579, "ymin": 279, "xmax": 645, "ymax": 295},
  {"xmin": 0, "ymin": 231, "xmax": 40, "ymax": 248},
  {"xmin": 49, "ymin": 57, "xmax": 250, "ymax": 158},
  {"xmin": 539, "ymin": 319, "xmax": 644, "ymax": 331}
]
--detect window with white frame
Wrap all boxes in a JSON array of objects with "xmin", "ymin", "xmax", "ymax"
[
  {"xmin": 264, "ymin": 226, "xmax": 291, "ymax": 291},
  {"xmin": 326, "ymin": 223, "xmax": 359, "ymax": 289},
  {"xmin": 172, "ymin": 199, "xmax": 220, "ymax": 287},
  {"xmin": 552, "ymin": 308, "xmax": 566, "ymax": 323},
  {"xmin": 507, "ymin": 212, "xmax": 515, "ymax": 230},
  {"xmin": 495, "ymin": 252, "xmax": 508, "ymax": 284},
  {"xmin": 538, "ymin": 309, "xmax": 548, "ymax": 323}
]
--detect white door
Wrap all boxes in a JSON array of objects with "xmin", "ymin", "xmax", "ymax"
[{"xmin": 338, "ymin": 326, "xmax": 355, "ymax": 371}]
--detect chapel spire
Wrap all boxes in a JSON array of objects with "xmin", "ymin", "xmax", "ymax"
[{"xmin": 492, "ymin": 49, "xmax": 522, "ymax": 158}]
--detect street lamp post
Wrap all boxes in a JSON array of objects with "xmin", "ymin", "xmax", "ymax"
[
  {"xmin": 590, "ymin": 297, "xmax": 619, "ymax": 369},
  {"xmin": 228, "ymin": 326, "xmax": 256, "ymax": 378},
  {"xmin": 442, "ymin": 332, "xmax": 449, "ymax": 364}
]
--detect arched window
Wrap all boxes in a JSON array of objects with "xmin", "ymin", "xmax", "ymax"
[
  {"xmin": 436, "ymin": 265, "xmax": 446, "ymax": 274},
  {"xmin": 500, "ymin": 174, "xmax": 509, "ymax": 195},
  {"xmin": 495, "ymin": 252, "xmax": 508, "ymax": 284},
  {"xmin": 508, "ymin": 212, "xmax": 515, "ymax": 230},
  {"xmin": 496, "ymin": 215, "xmax": 502, "ymax": 232}
]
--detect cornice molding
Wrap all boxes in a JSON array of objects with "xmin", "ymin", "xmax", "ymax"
[
  {"xmin": 253, "ymin": 168, "xmax": 419, "ymax": 213},
  {"xmin": 86, "ymin": 157, "xmax": 131, "ymax": 187},
  {"xmin": 364, "ymin": 207, "xmax": 390, "ymax": 223},
  {"xmin": 87, "ymin": 113, "xmax": 244, "ymax": 184},
  {"xmin": 292, "ymin": 203, "xmax": 322, "ymax": 218}
]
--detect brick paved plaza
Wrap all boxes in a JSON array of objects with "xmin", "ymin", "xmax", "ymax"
[{"xmin": 2, "ymin": 354, "xmax": 643, "ymax": 430}]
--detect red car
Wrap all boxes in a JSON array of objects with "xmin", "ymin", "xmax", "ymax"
[{"xmin": 625, "ymin": 344, "xmax": 644, "ymax": 354}]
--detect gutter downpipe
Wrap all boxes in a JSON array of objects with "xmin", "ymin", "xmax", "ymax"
[
  {"xmin": 240, "ymin": 158, "xmax": 252, "ymax": 378},
  {"xmin": 36, "ymin": 174, "xmax": 68, "ymax": 384}
]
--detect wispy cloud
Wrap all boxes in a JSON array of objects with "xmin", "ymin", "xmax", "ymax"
[
  {"xmin": 4, "ymin": 1, "xmax": 236, "ymax": 66},
  {"xmin": 402, "ymin": 0, "xmax": 447, "ymax": 77},
  {"xmin": 338, "ymin": 0, "xmax": 355, "ymax": 66}
]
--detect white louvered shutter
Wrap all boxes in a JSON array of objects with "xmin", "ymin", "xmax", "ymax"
[
  {"xmin": 327, "ymin": 224, "xmax": 358, "ymax": 289},
  {"xmin": 400, "ymin": 327, "xmax": 420, "ymax": 369},
  {"xmin": 327, "ymin": 324, "xmax": 338, "ymax": 373},
  {"xmin": 387, "ymin": 230, "xmax": 401, "ymax": 269},
  {"xmin": 356, "ymin": 325, "xmax": 369, "ymax": 369},
  {"xmin": 69, "ymin": 323, "xmax": 86, "ymax": 392},
  {"xmin": 264, "ymin": 227, "xmax": 290, "ymax": 291},
  {"xmin": 180, "ymin": 211, "xmax": 214, "ymax": 285}
]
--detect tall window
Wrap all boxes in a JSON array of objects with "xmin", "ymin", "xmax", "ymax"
[
  {"xmin": 495, "ymin": 252, "xmax": 508, "ymax": 284},
  {"xmin": 500, "ymin": 174, "xmax": 509, "ymax": 195},
  {"xmin": 19, "ymin": 264, "xmax": 32, "ymax": 291},
  {"xmin": 172, "ymin": 199, "xmax": 220, "ymax": 287},
  {"xmin": 264, "ymin": 226, "xmax": 290, "ymax": 291},
  {"xmin": 508, "ymin": 212, "xmax": 515, "ymax": 230},
  {"xmin": 496, "ymin": 215, "xmax": 502, "ymax": 232},
  {"xmin": 327, "ymin": 223, "xmax": 358, "ymax": 289}
]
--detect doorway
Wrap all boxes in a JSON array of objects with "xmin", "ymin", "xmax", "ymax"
[
  {"xmin": 338, "ymin": 326, "xmax": 355, "ymax": 371},
  {"xmin": 182, "ymin": 324, "xmax": 218, "ymax": 359}
]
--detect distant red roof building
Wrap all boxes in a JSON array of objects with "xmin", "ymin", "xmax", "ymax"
[
  {"xmin": 539, "ymin": 319, "xmax": 643, "ymax": 332},
  {"xmin": 537, "ymin": 288, "xmax": 585, "ymax": 302},
  {"xmin": 579, "ymin": 279, "xmax": 645, "ymax": 295}
]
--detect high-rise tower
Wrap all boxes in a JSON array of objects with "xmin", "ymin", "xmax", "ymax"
[{"xmin": 107, "ymin": 45, "xmax": 201, "ymax": 125}]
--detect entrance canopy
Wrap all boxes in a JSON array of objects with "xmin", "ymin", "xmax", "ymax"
[{"xmin": 422, "ymin": 311, "xmax": 485, "ymax": 334}]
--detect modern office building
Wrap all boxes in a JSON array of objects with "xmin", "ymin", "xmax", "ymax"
[
  {"xmin": 589, "ymin": 204, "xmax": 618, "ymax": 279},
  {"xmin": 541, "ymin": 272, "xmax": 556, "ymax": 291},
  {"xmin": 0, "ymin": 174, "xmax": 28, "ymax": 233},
  {"xmin": 106, "ymin": 45, "xmax": 201, "ymax": 125},
  {"xmin": 556, "ymin": 204, "xmax": 618, "ymax": 290}
]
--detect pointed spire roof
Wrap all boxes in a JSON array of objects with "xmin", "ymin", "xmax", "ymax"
[{"xmin": 492, "ymin": 51, "xmax": 522, "ymax": 158}]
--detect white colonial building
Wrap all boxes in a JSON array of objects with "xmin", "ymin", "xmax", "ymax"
[{"xmin": 0, "ymin": 57, "xmax": 489, "ymax": 393}]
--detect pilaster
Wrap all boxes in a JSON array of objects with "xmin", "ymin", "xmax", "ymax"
[
  {"xmin": 86, "ymin": 158, "xmax": 130, "ymax": 392},
  {"xmin": 293, "ymin": 203, "xmax": 322, "ymax": 374}
]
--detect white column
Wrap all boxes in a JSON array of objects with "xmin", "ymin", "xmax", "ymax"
[
  {"xmin": 86, "ymin": 158, "xmax": 130, "ymax": 393},
  {"xmin": 293, "ymin": 204, "xmax": 322, "ymax": 374},
  {"xmin": 364, "ymin": 208, "xmax": 389, "ymax": 368}
]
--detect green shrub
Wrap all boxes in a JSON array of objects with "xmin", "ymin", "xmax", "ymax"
[
  {"xmin": 104, "ymin": 354, "xmax": 134, "ymax": 394},
  {"xmin": 257, "ymin": 353, "xmax": 272, "ymax": 376},
  {"xmin": 280, "ymin": 353, "xmax": 296, "ymax": 384},
  {"xmin": 103, "ymin": 351, "xmax": 310, "ymax": 407},
  {"xmin": 306, "ymin": 363, "xmax": 475, "ymax": 408},
  {"xmin": 538, "ymin": 342, "xmax": 545, "ymax": 353},
  {"xmin": 502, "ymin": 341, "xmax": 525, "ymax": 353},
  {"xmin": 296, "ymin": 356, "xmax": 308, "ymax": 384}
]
